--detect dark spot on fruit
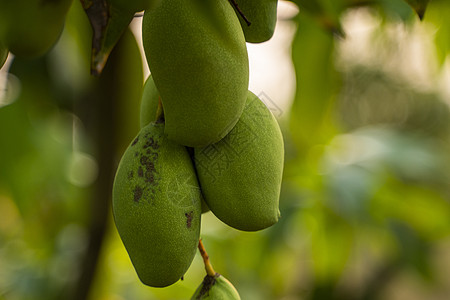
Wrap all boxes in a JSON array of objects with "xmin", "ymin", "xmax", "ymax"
[
  {"xmin": 143, "ymin": 138, "xmax": 153, "ymax": 148},
  {"xmin": 180, "ymin": 276, "xmax": 184, "ymax": 281},
  {"xmin": 145, "ymin": 174, "xmax": 154, "ymax": 183},
  {"xmin": 131, "ymin": 135, "xmax": 139, "ymax": 146},
  {"xmin": 135, "ymin": 152, "xmax": 139, "ymax": 157},
  {"xmin": 139, "ymin": 154, "xmax": 158, "ymax": 185},
  {"xmin": 146, "ymin": 161, "xmax": 155, "ymax": 172},
  {"xmin": 148, "ymin": 152, "xmax": 158, "ymax": 161},
  {"xmin": 140, "ymin": 155, "xmax": 149, "ymax": 165},
  {"xmin": 143, "ymin": 137, "xmax": 160, "ymax": 150},
  {"xmin": 128, "ymin": 171, "xmax": 134, "ymax": 179},
  {"xmin": 134, "ymin": 186, "xmax": 143, "ymax": 203},
  {"xmin": 198, "ymin": 274, "xmax": 218, "ymax": 298},
  {"xmin": 185, "ymin": 211, "xmax": 193, "ymax": 228}
]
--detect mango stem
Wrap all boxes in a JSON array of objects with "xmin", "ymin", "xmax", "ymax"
[
  {"xmin": 228, "ymin": 0, "xmax": 251, "ymax": 26},
  {"xmin": 198, "ymin": 239, "xmax": 216, "ymax": 277},
  {"xmin": 155, "ymin": 96, "xmax": 165, "ymax": 124}
]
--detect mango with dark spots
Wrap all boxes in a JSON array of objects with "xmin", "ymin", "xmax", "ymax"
[
  {"xmin": 194, "ymin": 91, "xmax": 284, "ymax": 231},
  {"xmin": 113, "ymin": 123, "xmax": 202, "ymax": 287},
  {"xmin": 138, "ymin": 78, "xmax": 211, "ymax": 213},
  {"xmin": 142, "ymin": 0, "xmax": 249, "ymax": 147},
  {"xmin": 0, "ymin": 0, "xmax": 73, "ymax": 58},
  {"xmin": 191, "ymin": 274, "xmax": 241, "ymax": 300},
  {"xmin": 234, "ymin": 0, "xmax": 278, "ymax": 43},
  {"xmin": 140, "ymin": 75, "xmax": 160, "ymax": 128}
]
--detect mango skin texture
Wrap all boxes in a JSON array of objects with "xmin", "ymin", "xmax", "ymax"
[
  {"xmin": 235, "ymin": 0, "xmax": 278, "ymax": 43},
  {"xmin": 142, "ymin": 0, "xmax": 249, "ymax": 147},
  {"xmin": 138, "ymin": 78, "xmax": 211, "ymax": 214},
  {"xmin": 110, "ymin": 0, "xmax": 158, "ymax": 12},
  {"xmin": 0, "ymin": 0, "xmax": 73, "ymax": 58},
  {"xmin": 140, "ymin": 75, "xmax": 160, "ymax": 129},
  {"xmin": 113, "ymin": 123, "xmax": 202, "ymax": 287},
  {"xmin": 191, "ymin": 274, "xmax": 241, "ymax": 300},
  {"xmin": 194, "ymin": 91, "xmax": 284, "ymax": 231}
]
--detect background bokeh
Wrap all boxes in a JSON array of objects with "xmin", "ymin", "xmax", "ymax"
[{"xmin": 1, "ymin": 0, "xmax": 450, "ymax": 299}]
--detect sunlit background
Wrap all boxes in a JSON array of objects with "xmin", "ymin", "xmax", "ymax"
[{"xmin": 1, "ymin": 0, "xmax": 450, "ymax": 299}]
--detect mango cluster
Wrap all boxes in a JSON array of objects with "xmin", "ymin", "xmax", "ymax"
[{"xmin": 112, "ymin": 0, "xmax": 283, "ymax": 293}]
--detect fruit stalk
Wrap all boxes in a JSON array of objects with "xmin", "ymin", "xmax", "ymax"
[
  {"xmin": 155, "ymin": 97, "xmax": 164, "ymax": 124},
  {"xmin": 198, "ymin": 239, "xmax": 216, "ymax": 277},
  {"xmin": 228, "ymin": 0, "xmax": 251, "ymax": 26}
]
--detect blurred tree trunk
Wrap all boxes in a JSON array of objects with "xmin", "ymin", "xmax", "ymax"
[{"xmin": 68, "ymin": 37, "xmax": 126, "ymax": 300}]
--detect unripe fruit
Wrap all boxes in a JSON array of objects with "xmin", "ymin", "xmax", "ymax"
[
  {"xmin": 234, "ymin": 0, "xmax": 278, "ymax": 43},
  {"xmin": 113, "ymin": 123, "xmax": 202, "ymax": 287},
  {"xmin": 0, "ymin": 0, "xmax": 73, "ymax": 58},
  {"xmin": 142, "ymin": 0, "xmax": 249, "ymax": 147},
  {"xmin": 191, "ymin": 274, "xmax": 241, "ymax": 300},
  {"xmin": 194, "ymin": 91, "xmax": 284, "ymax": 231},
  {"xmin": 138, "ymin": 78, "xmax": 211, "ymax": 214},
  {"xmin": 140, "ymin": 75, "xmax": 160, "ymax": 129},
  {"xmin": 109, "ymin": 0, "xmax": 158, "ymax": 12}
]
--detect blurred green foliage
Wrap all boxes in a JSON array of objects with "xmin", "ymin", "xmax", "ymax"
[{"xmin": 1, "ymin": 0, "xmax": 450, "ymax": 299}]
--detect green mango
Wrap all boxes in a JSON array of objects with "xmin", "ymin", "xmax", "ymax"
[
  {"xmin": 200, "ymin": 197, "xmax": 210, "ymax": 214},
  {"xmin": 110, "ymin": 0, "xmax": 159, "ymax": 12},
  {"xmin": 140, "ymin": 75, "xmax": 160, "ymax": 129},
  {"xmin": 138, "ymin": 77, "xmax": 211, "ymax": 213},
  {"xmin": 234, "ymin": 0, "xmax": 278, "ymax": 43},
  {"xmin": 0, "ymin": 44, "xmax": 7, "ymax": 69},
  {"xmin": 194, "ymin": 91, "xmax": 284, "ymax": 231},
  {"xmin": 113, "ymin": 123, "xmax": 202, "ymax": 287},
  {"xmin": 191, "ymin": 274, "xmax": 241, "ymax": 300},
  {"xmin": 0, "ymin": 0, "xmax": 73, "ymax": 58},
  {"xmin": 142, "ymin": 0, "xmax": 249, "ymax": 147}
]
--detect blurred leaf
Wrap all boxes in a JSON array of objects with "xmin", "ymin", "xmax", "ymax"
[
  {"xmin": 291, "ymin": 0, "xmax": 344, "ymax": 36},
  {"xmin": 389, "ymin": 222, "xmax": 433, "ymax": 279},
  {"xmin": 425, "ymin": 0, "xmax": 450, "ymax": 66},
  {"xmin": 374, "ymin": 178, "xmax": 450, "ymax": 240},
  {"xmin": 325, "ymin": 164, "xmax": 376, "ymax": 220},
  {"xmin": 377, "ymin": 0, "xmax": 416, "ymax": 22},
  {"xmin": 309, "ymin": 212, "xmax": 354, "ymax": 283},
  {"xmin": 403, "ymin": 0, "xmax": 431, "ymax": 19},
  {"xmin": 290, "ymin": 13, "xmax": 340, "ymax": 153}
]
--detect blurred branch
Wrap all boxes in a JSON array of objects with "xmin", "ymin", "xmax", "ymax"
[
  {"xmin": 304, "ymin": 258, "xmax": 402, "ymax": 300},
  {"xmin": 359, "ymin": 259, "xmax": 402, "ymax": 300},
  {"xmin": 68, "ymin": 33, "xmax": 124, "ymax": 300}
]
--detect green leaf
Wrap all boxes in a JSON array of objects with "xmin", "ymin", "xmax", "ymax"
[
  {"xmin": 425, "ymin": 1, "xmax": 450, "ymax": 66},
  {"xmin": 80, "ymin": 0, "xmax": 136, "ymax": 75}
]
